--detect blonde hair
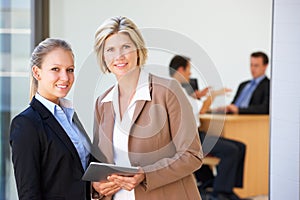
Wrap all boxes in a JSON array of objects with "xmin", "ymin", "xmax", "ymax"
[
  {"xmin": 29, "ymin": 38, "xmax": 73, "ymax": 100},
  {"xmin": 94, "ymin": 16, "xmax": 148, "ymax": 73}
]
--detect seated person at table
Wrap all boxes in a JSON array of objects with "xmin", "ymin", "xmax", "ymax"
[
  {"xmin": 219, "ymin": 51, "xmax": 270, "ymax": 114},
  {"xmin": 169, "ymin": 55, "xmax": 247, "ymax": 200}
]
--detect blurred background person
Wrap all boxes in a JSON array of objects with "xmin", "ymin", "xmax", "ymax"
[
  {"xmin": 169, "ymin": 55, "xmax": 248, "ymax": 200},
  {"xmin": 219, "ymin": 51, "xmax": 270, "ymax": 114}
]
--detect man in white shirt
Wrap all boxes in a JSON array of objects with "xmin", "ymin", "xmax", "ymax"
[{"xmin": 169, "ymin": 55, "xmax": 247, "ymax": 200}]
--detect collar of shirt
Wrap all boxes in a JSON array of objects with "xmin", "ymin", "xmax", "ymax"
[
  {"xmin": 35, "ymin": 93, "xmax": 75, "ymax": 123},
  {"xmin": 101, "ymin": 69, "xmax": 151, "ymax": 103},
  {"xmin": 253, "ymin": 75, "xmax": 266, "ymax": 85}
]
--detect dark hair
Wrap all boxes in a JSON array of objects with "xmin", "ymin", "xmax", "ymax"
[
  {"xmin": 169, "ymin": 55, "xmax": 191, "ymax": 76},
  {"xmin": 251, "ymin": 51, "xmax": 269, "ymax": 65}
]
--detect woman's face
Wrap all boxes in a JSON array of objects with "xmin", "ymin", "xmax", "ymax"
[
  {"xmin": 33, "ymin": 48, "xmax": 75, "ymax": 104},
  {"xmin": 103, "ymin": 32, "xmax": 138, "ymax": 79}
]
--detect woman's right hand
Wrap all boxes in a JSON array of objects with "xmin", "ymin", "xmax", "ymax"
[{"xmin": 92, "ymin": 180, "xmax": 121, "ymax": 197}]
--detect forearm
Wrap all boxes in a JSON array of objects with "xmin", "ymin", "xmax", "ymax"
[
  {"xmin": 239, "ymin": 104, "xmax": 269, "ymax": 114},
  {"xmin": 11, "ymin": 142, "xmax": 42, "ymax": 199},
  {"xmin": 200, "ymin": 95, "xmax": 213, "ymax": 114}
]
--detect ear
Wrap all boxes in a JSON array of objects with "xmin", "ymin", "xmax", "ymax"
[
  {"xmin": 177, "ymin": 66, "xmax": 185, "ymax": 72},
  {"xmin": 32, "ymin": 65, "xmax": 41, "ymax": 80}
]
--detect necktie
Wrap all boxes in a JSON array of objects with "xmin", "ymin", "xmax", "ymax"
[{"xmin": 234, "ymin": 80, "xmax": 256, "ymax": 107}]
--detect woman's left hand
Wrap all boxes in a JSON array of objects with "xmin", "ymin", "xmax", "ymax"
[{"xmin": 107, "ymin": 170, "xmax": 145, "ymax": 191}]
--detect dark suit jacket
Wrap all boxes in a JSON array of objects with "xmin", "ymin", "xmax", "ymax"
[
  {"xmin": 231, "ymin": 77, "xmax": 270, "ymax": 114},
  {"xmin": 10, "ymin": 97, "xmax": 91, "ymax": 200}
]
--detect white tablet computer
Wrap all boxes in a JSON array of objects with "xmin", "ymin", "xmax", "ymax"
[{"xmin": 82, "ymin": 162, "xmax": 140, "ymax": 182}]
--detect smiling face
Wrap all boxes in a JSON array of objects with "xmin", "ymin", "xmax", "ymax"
[
  {"xmin": 32, "ymin": 48, "xmax": 74, "ymax": 104},
  {"xmin": 103, "ymin": 32, "xmax": 138, "ymax": 79}
]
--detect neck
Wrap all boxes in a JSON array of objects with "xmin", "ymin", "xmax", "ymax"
[
  {"xmin": 37, "ymin": 90, "xmax": 59, "ymax": 105},
  {"xmin": 117, "ymin": 68, "xmax": 140, "ymax": 96},
  {"xmin": 253, "ymin": 74, "xmax": 265, "ymax": 80}
]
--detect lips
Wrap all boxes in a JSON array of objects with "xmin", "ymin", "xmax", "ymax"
[
  {"xmin": 114, "ymin": 63, "xmax": 127, "ymax": 68},
  {"xmin": 56, "ymin": 84, "xmax": 68, "ymax": 89}
]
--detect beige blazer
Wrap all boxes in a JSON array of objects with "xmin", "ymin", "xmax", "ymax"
[{"xmin": 94, "ymin": 74, "xmax": 203, "ymax": 200}]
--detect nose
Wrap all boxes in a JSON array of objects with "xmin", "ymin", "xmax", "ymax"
[
  {"xmin": 59, "ymin": 70, "xmax": 69, "ymax": 81},
  {"xmin": 115, "ymin": 49, "xmax": 125, "ymax": 60}
]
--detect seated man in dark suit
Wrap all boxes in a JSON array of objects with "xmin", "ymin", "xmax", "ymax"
[
  {"xmin": 169, "ymin": 55, "xmax": 247, "ymax": 200},
  {"xmin": 223, "ymin": 51, "xmax": 270, "ymax": 114}
]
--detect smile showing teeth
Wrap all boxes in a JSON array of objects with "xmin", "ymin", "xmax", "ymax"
[
  {"xmin": 56, "ymin": 85, "xmax": 67, "ymax": 89},
  {"xmin": 115, "ymin": 63, "xmax": 126, "ymax": 67}
]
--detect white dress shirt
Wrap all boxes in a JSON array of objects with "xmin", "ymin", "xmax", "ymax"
[
  {"xmin": 180, "ymin": 86, "xmax": 203, "ymax": 127},
  {"xmin": 101, "ymin": 70, "xmax": 151, "ymax": 200}
]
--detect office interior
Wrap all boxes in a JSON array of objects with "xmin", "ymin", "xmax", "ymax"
[{"xmin": 0, "ymin": 0, "xmax": 299, "ymax": 199}]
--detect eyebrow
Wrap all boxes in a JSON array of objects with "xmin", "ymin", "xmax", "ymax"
[
  {"xmin": 50, "ymin": 64, "xmax": 75, "ymax": 68},
  {"xmin": 105, "ymin": 42, "xmax": 133, "ymax": 48}
]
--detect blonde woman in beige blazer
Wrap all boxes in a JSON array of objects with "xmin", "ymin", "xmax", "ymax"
[{"xmin": 91, "ymin": 16, "xmax": 203, "ymax": 200}]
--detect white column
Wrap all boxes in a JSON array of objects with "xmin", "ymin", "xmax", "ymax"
[{"xmin": 270, "ymin": 0, "xmax": 300, "ymax": 199}]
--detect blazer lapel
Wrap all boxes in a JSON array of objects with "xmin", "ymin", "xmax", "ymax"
[
  {"xmin": 250, "ymin": 77, "xmax": 268, "ymax": 101},
  {"xmin": 100, "ymin": 102, "xmax": 115, "ymax": 164},
  {"xmin": 31, "ymin": 97, "xmax": 83, "ymax": 171},
  {"xmin": 131, "ymin": 100, "xmax": 147, "ymax": 124},
  {"xmin": 73, "ymin": 112, "xmax": 92, "ymax": 152},
  {"xmin": 74, "ymin": 112, "xmax": 107, "ymax": 163},
  {"xmin": 130, "ymin": 74, "xmax": 153, "ymax": 129},
  {"xmin": 98, "ymin": 74, "xmax": 153, "ymax": 163}
]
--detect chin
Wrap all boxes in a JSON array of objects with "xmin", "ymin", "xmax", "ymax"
[{"xmin": 57, "ymin": 93, "xmax": 69, "ymax": 98}]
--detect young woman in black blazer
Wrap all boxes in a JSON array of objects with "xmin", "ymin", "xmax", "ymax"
[{"xmin": 10, "ymin": 38, "xmax": 92, "ymax": 200}]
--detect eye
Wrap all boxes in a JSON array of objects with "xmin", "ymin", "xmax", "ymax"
[
  {"xmin": 106, "ymin": 47, "xmax": 114, "ymax": 52},
  {"xmin": 51, "ymin": 67, "xmax": 59, "ymax": 71},
  {"xmin": 67, "ymin": 68, "xmax": 74, "ymax": 73},
  {"xmin": 123, "ymin": 44, "xmax": 131, "ymax": 49}
]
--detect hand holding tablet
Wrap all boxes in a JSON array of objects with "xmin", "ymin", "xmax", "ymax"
[{"xmin": 82, "ymin": 162, "xmax": 140, "ymax": 182}]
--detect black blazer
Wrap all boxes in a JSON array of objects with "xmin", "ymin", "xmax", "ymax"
[
  {"xmin": 10, "ymin": 97, "xmax": 91, "ymax": 200},
  {"xmin": 231, "ymin": 77, "xmax": 270, "ymax": 114}
]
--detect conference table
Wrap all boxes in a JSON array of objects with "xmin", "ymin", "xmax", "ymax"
[{"xmin": 199, "ymin": 114, "xmax": 269, "ymax": 198}]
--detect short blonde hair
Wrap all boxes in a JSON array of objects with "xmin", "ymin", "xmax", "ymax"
[{"xmin": 94, "ymin": 16, "xmax": 148, "ymax": 73}]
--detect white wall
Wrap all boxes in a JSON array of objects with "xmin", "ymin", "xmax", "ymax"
[
  {"xmin": 49, "ymin": 0, "xmax": 272, "ymax": 134},
  {"xmin": 270, "ymin": 0, "xmax": 300, "ymax": 199}
]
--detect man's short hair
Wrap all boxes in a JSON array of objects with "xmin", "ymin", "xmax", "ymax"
[
  {"xmin": 251, "ymin": 51, "xmax": 269, "ymax": 65},
  {"xmin": 169, "ymin": 55, "xmax": 191, "ymax": 76}
]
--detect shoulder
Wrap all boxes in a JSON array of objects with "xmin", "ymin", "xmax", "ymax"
[
  {"xmin": 97, "ymin": 85, "xmax": 114, "ymax": 101},
  {"xmin": 239, "ymin": 80, "xmax": 251, "ymax": 87},
  {"xmin": 150, "ymin": 73, "xmax": 182, "ymax": 92},
  {"xmin": 10, "ymin": 106, "xmax": 42, "ymax": 140},
  {"xmin": 150, "ymin": 73, "xmax": 174, "ymax": 84},
  {"xmin": 11, "ymin": 97, "xmax": 51, "ymax": 132},
  {"xmin": 261, "ymin": 77, "xmax": 270, "ymax": 84},
  {"xmin": 94, "ymin": 85, "xmax": 114, "ymax": 111},
  {"xmin": 12, "ymin": 106, "xmax": 40, "ymax": 124},
  {"xmin": 149, "ymin": 74, "xmax": 189, "ymax": 105},
  {"xmin": 256, "ymin": 77, "xmax": 270, "ymax": 90}
]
